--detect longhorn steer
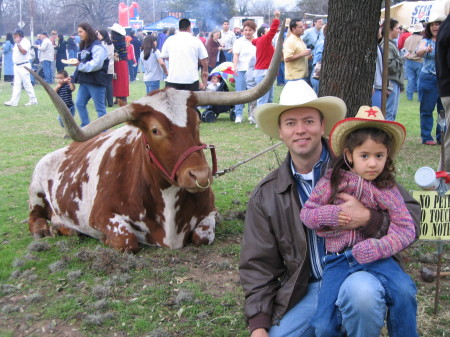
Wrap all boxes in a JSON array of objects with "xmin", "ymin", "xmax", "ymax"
[
  {"xmin": 27, "ymin": 25, "xmax": 284, "ymax": 251},
  {"xmin": 29, "ymin": 90, "xmax": 217, "ymax": 250}
]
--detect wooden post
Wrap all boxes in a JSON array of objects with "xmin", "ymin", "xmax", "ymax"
[{"xmin": 381, "ymin": 0, "xmax": 390, "ymax": 116}]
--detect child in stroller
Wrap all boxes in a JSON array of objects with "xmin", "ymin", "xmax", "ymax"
[{"xmin": 200, "ymin": 66, "xmax": 236, "ymax": 123}]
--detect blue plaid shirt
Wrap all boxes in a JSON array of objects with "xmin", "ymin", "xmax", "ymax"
[{"xmin": 291, "ymin": 142, "xmax": 330, "ymax": 281}]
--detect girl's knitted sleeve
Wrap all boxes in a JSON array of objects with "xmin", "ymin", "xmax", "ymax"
[
  {"xmin": 300, "ymin": 175, "xmax": 341, "ymax": 230},
  {"xmin": 352, "ymin": 185, "xmax": 416, "ymax": 264}
]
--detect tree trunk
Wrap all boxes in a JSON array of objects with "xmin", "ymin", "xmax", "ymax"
[{"xmin": 320, "ymin": 0, "xmax": 383, "ymax": 117}]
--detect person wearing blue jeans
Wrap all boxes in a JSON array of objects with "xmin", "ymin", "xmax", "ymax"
[
  {"xmin": 76, "ymin": 83, "xmax": 107, "ymax": 127},
  {"xmin": 239, "ymin": 80, "xmax": 420, "ymax": 337},
  {"xmin": 74, "ymin": 22, "xmax": 109, "ymax": 127},
  {"xmin": 417, "ymin": 16, "xmax": 446, "ymax": 145},
  {"xmin": 405, "ymin": 59, "xmax": 423, "ymax": 100},
  {"xmin": 382, "ymin": 18, "xmax": 405, "ymax": 121},
  {"xmin": 234, "ymin": 70, "xmax": 248, "ymax": 121},
  {"xmin": 385, "ymin": 81, "xmax": 401, "ymax": 121},
  {"xmin": 42, "ymin": 60, "xmax": 53, "ymax": 84},
  {"xmin": 313, "ymin": 251, "xmax": 417, "ymax": 337}
]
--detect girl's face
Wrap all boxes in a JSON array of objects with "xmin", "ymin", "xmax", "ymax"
[
  {"xmin": 97, "ymin": 31, "xmax": 104, "ymax": 40},
  {"xmin": 430, "ymin": 22, "xmax": 441, "ymax": 37},
  {"xmin": 345, "ymin": 137, "xmax": 388, "ymax": 181},
  {"xmin": 78, "ymin": 27, "xmax": 87, "ymax": 41}
]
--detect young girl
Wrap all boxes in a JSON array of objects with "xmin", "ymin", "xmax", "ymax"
[
  {"xmin": 205, "ymin": 73, "xmax": 221, "ymax": 92},
  {"xmin": 140, "ymin": 34, "xmax": 168, "ymax": 94},
  {"xmin": 300, "ymin": 106, "xmax": 418, "ymax": 337}
]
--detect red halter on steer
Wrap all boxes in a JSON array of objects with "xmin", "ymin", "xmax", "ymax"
[{"xmin": 142, "ymin": 134, "xmax": 217, "ymax": 188}]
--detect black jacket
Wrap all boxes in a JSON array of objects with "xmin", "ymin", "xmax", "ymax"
[{"xmin": 436, "ymin": 14, "xmax": 450, "ymax": 97}]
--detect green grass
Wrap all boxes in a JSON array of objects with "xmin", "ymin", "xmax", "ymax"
[{"xmin": 0, "ymin": 75, "xmax": 448, "ymax": 336}]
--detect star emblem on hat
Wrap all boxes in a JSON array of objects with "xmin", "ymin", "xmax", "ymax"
[{"xmin": 365, "ymin": 107, "xmax": 378, "ymax": 117}]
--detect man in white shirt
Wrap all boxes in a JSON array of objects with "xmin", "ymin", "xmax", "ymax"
[
  {"xmin": 35, "ymin": 32, "xmax": 54, "ymax": 83},
  {"xmin": 220, "ymin": 20, "xmax": 236, "ymax": 62},
  {"xmin": 161, "ymin": 18, "xmax": 208, "ymax": 91},
  {"xmin": 4, "ymin": 29, "xmax": 38, "ymax": 107}
]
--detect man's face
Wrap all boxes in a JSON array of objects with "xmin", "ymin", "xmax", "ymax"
[
  {"xmin": 291, "ymin": 21, "xmax": 305, "ymax": 37},
  {"xmin": 223, "ymin": 22, "xmax": 229, "ymax": 31},
  {"xmin": 315, "ymin": 19, "xmax": 324, "ymax": 30},
  {"xmin": 40, "ymin": 34, "xmax": 46, "ymax": 40},
  {"xmin": 278, "ymin": 107, "xmax": 324, "ymax": 163}
]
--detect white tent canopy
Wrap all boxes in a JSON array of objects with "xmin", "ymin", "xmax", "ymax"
[{"xmin": 381, "ymin": 0, "xmax": 447, "ymax": 27}]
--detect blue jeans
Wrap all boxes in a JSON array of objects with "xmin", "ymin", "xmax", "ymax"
[
  {"xmin": 405, "ymin": 59, "xmax": 422, "ymax": 100},
  {"xmin": 386, "ymin": 81, "xmax": 400, "ymax": 121},
  {"xmin": 372, "ymin": 89, "xmax": 382, "ymax": 109},
  {"xmin": 42, "ymin": 60, "xmax": 53, "ymax": 84},
  {"xmin": 145, "ymin": 80, "xmax": 160, "ymax": 94},
  {"xmin": 419, "ymin": 72, "xmax": 444, "ymax": 143},
  {"xmin": 313, "ymin": 250, "xmax": 418, "ymax": 337},
  {"xmin": 268, "ymin": 271, "xmax": 392, "ymax": 337},
  {"xmin": 255, "ymin": 75, "xmax": 274, "ymax": 106},
  {"xmin": 224, "ymin": 51, "xmax": 233, "ymax": 62},
  {"xmin": 68, "ymin": 50, "xmax": 77, "ymax": 59},
  {"xmin": 277, "ymin": 62, "xmax": 285, "ymax": 86},
  {"xmin": 58, "ymin": 105, "xmax": 76, "ymax": 128},
  {"xmin": 128, "ymin": 60, "xmax": 135, "ymax": 81},
  {"xmin": 234, "ymin": 70, "xmax": 247, "ymax": 118},
  {"xmin": 75, "ymin": 83, "xmax": 107, "ymax": 127}
]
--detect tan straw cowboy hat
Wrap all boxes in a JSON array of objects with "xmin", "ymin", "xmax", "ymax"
[
  {"xmin": 255, "ymin": 80, "xmax": 347, "ymax": 140},
  {"xmin": 329, "ymin": 106, "xmax": 406, "ymax": 158}
]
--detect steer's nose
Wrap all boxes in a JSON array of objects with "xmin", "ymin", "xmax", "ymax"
[{"xmin": 186, "ymin": 167, "xmax": 212, "ymax": 190}]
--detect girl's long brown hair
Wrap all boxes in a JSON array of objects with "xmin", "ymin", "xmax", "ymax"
[{"xmin": 328, "ymin": 127, "xmax": 396, "ymax": 203}]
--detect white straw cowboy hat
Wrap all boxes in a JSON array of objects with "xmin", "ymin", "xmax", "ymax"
[
  {"xmin": 410, "ymin": 23, "xmax": 424, "ymax": 33},
  {"xmin": 427, "ymin": 13, "xmax": 446, "ymax": 23},
  {"xmin": 255, "ymin": 80, "xmax": 347, "ymax": 140},
  {"xmin": 329, "ymin": 106, "xmax": 406, "ymax": 158},
  {"xmin": 108, "ymin": 23, "xmax": 126, "ymax": 36}
]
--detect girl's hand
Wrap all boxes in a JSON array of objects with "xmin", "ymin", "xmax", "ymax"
[{"xmin": 338, "ymin": 211, "xmax": 351, "ymax": 226}]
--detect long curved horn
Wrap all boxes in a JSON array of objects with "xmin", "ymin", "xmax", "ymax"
[
  {"xmin": 194, "ymin": 18, "xmax": 286, "ymax": 107},
  {"xmin": 26, "ymin": 67, "xmax": 134, "ymax": 142}
]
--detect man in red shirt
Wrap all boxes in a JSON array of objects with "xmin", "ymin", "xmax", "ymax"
[
  {"xmin": 397, "ymin": 24, "xmax": 411, "ymax": 50},
  {"xmin": 252, "ymin": 10, "xmax": 280, "ymax": 109}
]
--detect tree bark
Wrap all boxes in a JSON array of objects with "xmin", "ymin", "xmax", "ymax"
[{"xmin": 320, "ymin": 0, "xmax": 383, "ymax": 117}]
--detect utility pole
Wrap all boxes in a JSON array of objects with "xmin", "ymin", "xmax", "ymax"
[{"xmin": 30, "ymin": 0, "xmax": 35, "ymax": 43}]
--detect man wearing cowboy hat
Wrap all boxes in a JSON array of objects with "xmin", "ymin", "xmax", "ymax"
[{"xmin": 239, "ymin": 80, "xmax": 420, "ymax": 337}]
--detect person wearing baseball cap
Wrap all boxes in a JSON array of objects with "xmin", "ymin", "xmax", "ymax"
[
  {"xmin": 301, "ymin": 105, "xmax": 417, "ymax": 336},
  {"xmin": 239, "ymin": 80, "xmax": 420, "ymax": 336},
  {"xmin": 4, "ymin": 29, "xmax": 38, "ymax": 107}
]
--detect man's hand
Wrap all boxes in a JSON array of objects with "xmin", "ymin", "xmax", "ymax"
[
  {"xmin": 251, "ymin": 328, "xmax": 269, "ymax": 337},
  {"xmin": 337, "ymin": 193, "xmax": 370, "ymax": 230},
  {"xmin": 274, "ymin": 9, "xmax": 281, "ymax": 19}
]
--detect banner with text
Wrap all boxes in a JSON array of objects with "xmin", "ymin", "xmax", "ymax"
[{"xmin": 412, "ymin": 191, "xmax": 450, "ymax": 241}]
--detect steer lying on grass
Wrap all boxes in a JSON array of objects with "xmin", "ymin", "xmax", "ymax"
[{"xmin": 26, "ymin": 26, "xmax": 284, "ymax": 251}]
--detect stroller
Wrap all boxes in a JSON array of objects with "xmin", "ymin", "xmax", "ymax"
[{"xmin": 200, "ymin": 62, "xmax": 236, "ymax": 123}]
